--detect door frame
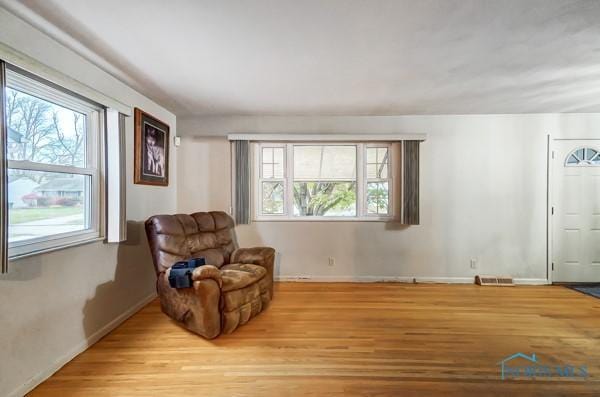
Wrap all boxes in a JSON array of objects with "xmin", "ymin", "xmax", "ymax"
[{"xmin": 547, "ymin": 136, "xmax": 600, "ymax": 284}]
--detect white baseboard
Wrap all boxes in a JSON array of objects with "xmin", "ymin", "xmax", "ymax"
[
  {"xmin": 275, "ymin": 275, "xmax": 550, "ymax": 285},
  {"xmin": 513, "ymin": 278, "xmax": 550, "ymax": 285},
  {"xmin": 414, "ymin": 277, "xmax": 474, "ymax": 284},
  {"xmin": 276, "ymin": 275, "xmax": 416, "ymax": 283},
  {"xmin": 9, "ymin": 292, "xmax": 157, "ymax": 397}
]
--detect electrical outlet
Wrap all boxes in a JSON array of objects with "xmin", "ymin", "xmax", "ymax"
[
  {"xmin": 328, "ymin": 257, "xmax": 335, "ymax": 267},
  {"xmin": 470, "ymin": 258, "xmax": 478, "ymax": 269}
]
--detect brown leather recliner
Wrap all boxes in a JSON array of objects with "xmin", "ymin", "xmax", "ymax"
[{"xmin": 145, "ymin": 211, "xmax": 275, "ymax": 339}]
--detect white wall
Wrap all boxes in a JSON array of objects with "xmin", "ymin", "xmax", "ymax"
[
  {"xmin": 177, "ymin": 114, "xmax": 600, "ymax": 283},
  {"xmin": 0, "ymin": 8, "xmax": 177, "ymax": 397}
]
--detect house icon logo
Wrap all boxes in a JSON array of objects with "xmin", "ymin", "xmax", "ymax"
[
  {"xmin": 497, "ymin": 352, "xmax": 588, "ymax": 380},
  {"xmin": 497, "ymin": 353, "xmax": 537, "ymax": 380}
]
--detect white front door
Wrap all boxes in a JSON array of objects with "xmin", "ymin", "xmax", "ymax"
[{"xmin": 552, "ymin": 140, "xmax": 600, "ymax": 282}]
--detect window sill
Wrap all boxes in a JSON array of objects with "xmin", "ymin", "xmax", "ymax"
[
  {"xmin": 253, "ymin": 217, "xmax": 398, "ymax": 223},
  {"xmin": 8, "ymin": 236, "xmax": 105, "ymax": 261}
]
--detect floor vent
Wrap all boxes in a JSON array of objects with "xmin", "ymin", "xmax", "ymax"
[{"xmin": 475, "ymin": 275, "xmax": 514, "ymax": 286}]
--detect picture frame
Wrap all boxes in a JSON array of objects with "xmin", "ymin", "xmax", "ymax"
[{"xmin": 134, "ymin": 108, "xmax": 169, "ymax": 186}]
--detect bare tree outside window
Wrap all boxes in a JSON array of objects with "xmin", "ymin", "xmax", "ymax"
[{"xmin": 6, "ymin": 88, "xmax": 85, "ymax": 168}]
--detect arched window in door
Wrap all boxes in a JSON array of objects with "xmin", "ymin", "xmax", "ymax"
[{"xmin": 565, "ymin": 147, "xmax": 600, "ymax": 166}]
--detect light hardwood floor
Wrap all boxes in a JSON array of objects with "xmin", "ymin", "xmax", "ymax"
[{"xmin": 30, "ymin": 283, "xmax": 600, "ymax": 396}]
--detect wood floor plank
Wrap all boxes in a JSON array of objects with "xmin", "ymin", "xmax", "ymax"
[{"xmin": 28, "ymin": 283, "xmax": 600, "ymax": 396}]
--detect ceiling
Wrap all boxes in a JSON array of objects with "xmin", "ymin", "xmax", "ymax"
[{"xmin": 2, "ymin": 0, "xmax": 600, "ymax": 116}]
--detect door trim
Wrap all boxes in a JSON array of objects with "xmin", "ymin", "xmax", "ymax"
[{"xmin": 546, "ymin": 134, "xmax": 552, "ymax": 283}]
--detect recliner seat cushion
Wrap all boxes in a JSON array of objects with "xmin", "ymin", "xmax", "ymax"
[{"xmin": 220, "ymin": 263, "xmax": 267, "ymax": 292}]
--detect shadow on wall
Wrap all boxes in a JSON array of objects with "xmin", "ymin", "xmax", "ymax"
[{"xmin": 82, "ymin": 220, "xmax": 156, "ymax": 341}]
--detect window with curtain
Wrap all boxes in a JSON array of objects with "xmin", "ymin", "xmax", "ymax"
[
  {"xmin": 254, "ymin": 142, "xmax": 396, "ymax": 220},
  {"xmin": 4, "ymin": 67, "xmax": 105, "ymax": 258}
]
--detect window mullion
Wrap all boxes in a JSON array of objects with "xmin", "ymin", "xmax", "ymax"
[
  {"xmin": 357, "ymin": 143, "xmax": 364, "ymax": 217},
  {"xmin": 286, "ymin": 143, "xmax": 293, "ymax": 217}
]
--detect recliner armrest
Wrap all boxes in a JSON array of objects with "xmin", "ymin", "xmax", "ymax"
[
  {"xmin": 158, "ymin": 267, "xmax": 222, "ymax": 339},
  {"xmin": 231, "ymin": 247, "xmax": 275, "ymax": 281},
  {"xmin": 191, "ymin": 265, "xmax": 223, "ymax": 288}
]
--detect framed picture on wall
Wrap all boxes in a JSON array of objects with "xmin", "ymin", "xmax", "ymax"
[{"xmin": 134, "ymin": 108, "xmax": 169, "ymax": 186}]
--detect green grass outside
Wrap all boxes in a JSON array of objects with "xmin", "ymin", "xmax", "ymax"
[{"xmin": 9, "ymin": 206, "xmax": 82, "ymax": 224}]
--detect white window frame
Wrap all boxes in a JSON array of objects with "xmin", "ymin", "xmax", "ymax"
[
  {"xmin": 364, "ymin": 143, "xmax": 393, "ymax": 217},
  {"xmin": 6, "ymin": 68, "xmax": 105, "ymax": 258},
  {"xmin": 253, "ymin": 142, "xmax": 396, "ymax": 221},
  {"xmin": 258, "ymin": 144, "xmax": 287, "ymax": 216}
]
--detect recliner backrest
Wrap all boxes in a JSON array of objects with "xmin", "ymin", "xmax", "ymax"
[{"xmin": 145, "ymin": 211, "xmax": 236, "ymax": 274}]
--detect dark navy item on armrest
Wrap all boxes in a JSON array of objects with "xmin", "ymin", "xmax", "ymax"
[{"xmin": 168, "ymin": 257, "xmax": 206, "ymax": 288}]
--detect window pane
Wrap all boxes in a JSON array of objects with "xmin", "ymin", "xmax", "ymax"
[
  {"xmin": 8, "ymin": 169, "xmax": 90, "ymax": 243},
  {"xmin": 379, "ymin": 164, "xmax": 388, "ymax": 179},
  {"xmin": 262, "ymin": 147, "xmax": 273, "ymax": 163},
  {"xmin": 585, "ymin": 148, "xmax": 598, "ymax": 161},
  {"xmin": 6, "ymin": 87, "xmax": 86, "ymax": 167},
  {"xmin": 262, "ymin": 163, "xmax": 273, "ymax": 179},
  {"xmin": 366, "ymin": 147, "xmax": 389, "ymax": 178},
  {"xmin": 367, "ymin": 163, "xmax": 377, "ymax": 179},
  {"xmin": 367, "ymin": 147, "xmax": 377, "ymax": 163},
  {"xmin": 273, "ymin": 147, "xmax": 284, "ymax": 165},
  {"xmin": 367, "ymin": 182, "xmax": 389, "ymax": 215},
  {"xmin": 294, "ymin": 146, "xmax": 356, "ymax": 179},
  {"xmin": 262, "ymin": 147, "xmax": 284, "ymax": 179},
  {"xmin": 273, "ymin": 162, "xmax": 284, "ymax": 178},
  {"xmin": 367, "ymin": 163, "xmax": 388, "ymax": 179},
  {"xmin": 262, "ymin": 181, "xmax": 284, "ymax": 214},
  {"xmin": 567, "ymin": 154, "xmax": 579, "ymax": 165},
  {"xmin": 273, "ymin": 147, "xmax": 284, "ymax": 178},
  {"xmin": 293, "ymin": 182, "xmax": 356, "ymax": 216},
  {"xmin": 377, "ymin": 148, "xmax": 388, "ymax": 162}
]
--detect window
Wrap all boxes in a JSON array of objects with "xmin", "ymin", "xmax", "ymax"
[
  {"xmin": 366, "ymin": 145, "xmax": 391, "ymax": 215},
  {"xmin": 5, "ymin": 68, "xmax": 104, "ymax": 257},
  {"xmin": 565, "ymin": 147, "xmax": 600, "ymax": 166},
  {"xmin": 259, "ymin": 146, "xmax": 285, "ymax": 215},
  {"xmin": 254, "ymin": 143, "xmax": 396, "ymax": 220}
]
